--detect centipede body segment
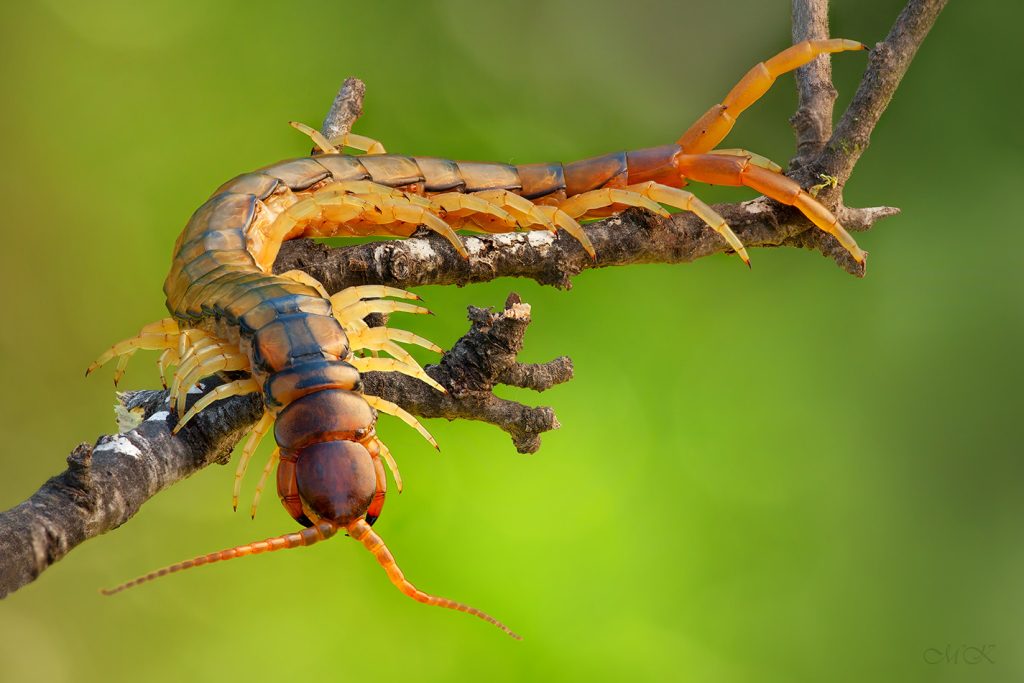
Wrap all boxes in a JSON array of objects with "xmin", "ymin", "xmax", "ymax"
[{"xmin": 89, "ymin": 39, "xmax": 867, "ymax": 638}]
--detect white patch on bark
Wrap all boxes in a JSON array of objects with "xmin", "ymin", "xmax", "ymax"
[
  {"xmin": 527, "ymin": 230, "xmax": 555, "ymax": 248},
  {"xmin": 94, "ymin": 435, "xmax": 143, "ymax": 459},
  {"xmin": 404, "ymin": 239, "xmax": 437, "ymax": 261},
  {"xmin": 463, "ymin": 236, "xmax": 484, "ymax": 256},
  {"xmin": 743, "ymin": 199, "xmax": 771, "ymax": 215}
]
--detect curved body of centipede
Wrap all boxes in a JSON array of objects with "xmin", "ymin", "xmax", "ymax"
[{"xmin": 88, "ymin": 39, "xmax": 865, "ymax": 638}]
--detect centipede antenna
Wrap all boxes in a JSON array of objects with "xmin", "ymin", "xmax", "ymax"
[
  {"xmin": 347, "ymin": 518, "xmax": 521, "ymax": 639},
  {"xmin": 101, "ymin": 522, "xmax": 338, "ymax": 596}
]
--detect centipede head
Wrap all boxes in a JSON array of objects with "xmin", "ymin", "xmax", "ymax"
[
  {"xmin": 272, "ymin": 389, "xmax": 379, "ymax": 527},
  {"xmin": 101, "ymin": 447, "xmax": 519, "ymax": 637},
  {"xmin": 292, "ymin": 440, "xmax": 376, "ymax": 525},
  {"xmin": 103, "ymin": 386, "xmax": 518, "ymax": 637}
]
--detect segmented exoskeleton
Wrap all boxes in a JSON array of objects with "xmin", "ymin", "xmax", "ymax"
[{"xmin": 89, "ymin": 39, "xmax": 866, "ymax": 638}]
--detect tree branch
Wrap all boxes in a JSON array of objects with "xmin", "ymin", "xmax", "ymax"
[
  {"xmin": 0, "ymin": 0, "xmax": 946, "ymax": 596},
  {"xmin": 799, "ymin": 0, "xmax": 949, "ymax": 192},
  {"xmin": 0, "ymin": 388, "xmax": 263, "ymax": 598},
  {"xmin": 0, "ymin": 288, "xmax": 568, "ymax": 598},
  {"xmin": 789, "ymin": 0, "xmax": 839, "ymax": 168},
  {"xmin": 364, "ymin": 293, "xmax": 571, "ymax": 454},
  {"xmin": 274, "ymin": 2, "xmax": 948, "ymax": 286}
]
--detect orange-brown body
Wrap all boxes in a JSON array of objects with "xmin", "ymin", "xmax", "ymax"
[{"xmin": 94, "ymin": 38, "xmax": 868, "ymax": 639}]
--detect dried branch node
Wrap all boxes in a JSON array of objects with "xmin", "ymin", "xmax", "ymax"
[{"xmin": 362, "ymin": 293, "xmax": 572, "ymax": 454}]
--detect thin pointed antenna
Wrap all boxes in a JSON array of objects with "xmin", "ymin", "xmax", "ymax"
[
  {"xmin": 347, "ymin": 518, "xmax": 522, "ymax": 639},
  {"xmin": 101, "ymin": 521, "xmax": 338, "ymax": 595}
]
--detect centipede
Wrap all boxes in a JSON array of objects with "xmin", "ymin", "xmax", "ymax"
[{"xmin": 88, "ymin": 39, "xmax": 866, "ymax": 638}]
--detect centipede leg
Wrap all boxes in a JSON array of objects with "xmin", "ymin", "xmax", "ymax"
[
  {"xmin": 249, "ymin": 447, "xmax": 280, "ymax": 519},
  {"xmin": 363, "ymin": 394, "xmax": 438, "ymax": 450},
  {"xmin": 156, "ymin": 348, "xmax": 177, "ymax": 389},
  {"xmin": 329, "ymin": 284, "xmax": 420, "ymax": 310},
  {"xmin": 254, "ymin": 190, "xmax": 374, "ymax": 270},
  {"xmin": 430, "ymin": 192, "xmax": 517, "ymax": 229},
  {"xmin": 323, "ymin": 285, "xmax": 442, "ymax": 373},
  {"xmin": 329, "ymin": 132, "xmax": 387, "ymax": 155},
  {"xmin": 347, "ymin": 325, "xmax": 441, "ymax": 354},
  {"xmin": 709, "ymin": 148, "xmax": 782, "ymax": 172},
  {"xmin": 332, "ymin": 298, "xmax": 431, "ymax": 328},
  {"xmin": 348, "ymin": 329, "xmax": 414, "ymax": 366},
  {"xmin": 377, "ymin": 439, "xmax": 403, "ymax": 493},
  {"xmin": 277, "ymin": 269, "xmax": 331, "ymax": 299},
  {"xmin": 316, "ymin": 181, "xmax": 471, "ymax": 257},
  {"xmin": 233, "ymin": 411, "xmax": 274, "ymax": 511},
  {"xmin": 173, "ymin": 378, "xmax": 260, "ymax": 434},
  {"xmin": 532, "ymin": 205, "xmax": 596, "ymax": 258},
  {"xmin": 171, "ymin": 331, "xmax": 221, "ymax": 414},
  {"xmin": 112, "ymin": 353, "xmax": 134, "ymax": 386},
  {"xmin": 678, "ymin": 38, "xmax": 865, "ymax": 154},
  {"xmin": 309, "ymin": 181, "xmax": 466, "ymax": 255},
  {"xmin": 558, "ymin": 187, "xmax": 670, "ymax": 221},
  {"xmin": 345, "ymin": 324, "xmax": 430, "ymax": 370},
  {"xmin": 86, "ymin": 317, "xmax": 181, "ymax": 381},
  {"xmin": 347, "ymin": 326, "xmax": 443, "ymax": 368},
  {"xmin": 370, "ymin": 196, "xmax": 468, "ymax": 258},
  {"xmin": 349, "ymin": 356, "xmax": 446, "ymax": 394},
  {"xmin": 425, "ymin": 187, "xmax": 573, "ymax": 252},
  {"xmin": 469, "ymin": 189, "xmax": 561, "ymax": 234},
  {"xmin": 626, "ymin": 181, "xmax": 749, "ymax": 265},
  {"xmin": 289, "ymin": 121, "xmax": 387, "ymax": 155},
  {"xmin": 174, "ymin": 345, "xmax": 251, "ymax": 413},
  {"xmin": 674, "ymin": 153, "xmax": 865, "ymax": 263}
]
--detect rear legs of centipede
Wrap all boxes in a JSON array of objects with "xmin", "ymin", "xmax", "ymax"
[
  {"xmin": 559, "ymin": 182, "xmax": 752, "ymax": 265},
  {"xmin": 282, "ymin": 39, "xmax": 867, "ymax": 267},
  {"xmin": 550, "ymin": 39, "xmax": 866, "ymax": 265},
  {"xmin": 671, "ymin": 38, "xmax": 866, "ymax": 263},
  {"xmin": 677, "ymin": 38, "xmax": 865, "ymax": 155}
]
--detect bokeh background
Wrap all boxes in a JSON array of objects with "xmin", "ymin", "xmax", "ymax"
[{"xmin": 0, "ymin": 1, "xmax": 1020, "ymax": 681}]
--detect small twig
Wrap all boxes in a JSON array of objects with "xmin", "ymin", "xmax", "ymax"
[
  {"xmin": 319, "ymin": 77, "xmax": 366, "ymax": 142},
  {"xmin": 363, "ymin": 293, "xmax": 572, "ymax": 454},
  {"xmin": 789, "ymin": 0, "xmax": 839, "ymax": 168},
  {"xmin": 802, "ymin": 0, "xmax": 949, "ymax": 192}
]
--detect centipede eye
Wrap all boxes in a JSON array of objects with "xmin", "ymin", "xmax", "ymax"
[{"xmin": 295, "ymin": 440, "xmax": 375, "ymax": 525}]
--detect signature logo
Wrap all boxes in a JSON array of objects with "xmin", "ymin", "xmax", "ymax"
[{"xmin": 923, "ymin": 644, "xmax": 996, "ymax": 664}]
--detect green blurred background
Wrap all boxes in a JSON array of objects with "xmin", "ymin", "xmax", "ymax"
[{"xmin": 1, "ymin": 1, "xmax": 1020, "ymax": 681}]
